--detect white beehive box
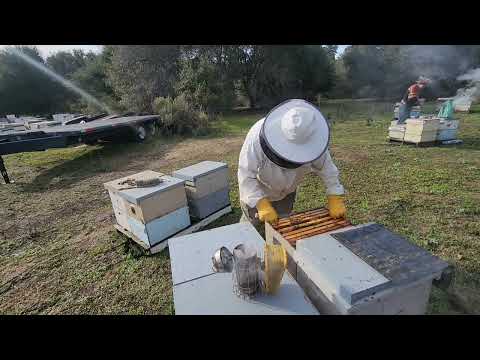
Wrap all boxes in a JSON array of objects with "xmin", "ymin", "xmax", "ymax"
[
  {"xmin": 388, "ymin": 124, "xmax": 406, "ymax": 141},
  {"xmin": 404, "ymin": 118, "xmax": 440, "ymax": 143},
  {"xmin": 266, "ymin": 222, "xmax": 451, "ymax": 315},
  {"xmin": 104, "ymin": 171, "xmax": 190, "ymax": 244},
  {"xmin": 173, "ymin": 161, "xmax": 230, "ymax": 219}
]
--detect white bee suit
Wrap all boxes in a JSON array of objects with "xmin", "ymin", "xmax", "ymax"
[{"xmin": 238, "ymin": 118, "xmax": 345, "ymax": 209}]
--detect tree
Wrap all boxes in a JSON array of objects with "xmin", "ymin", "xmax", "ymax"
[
  {"xmin": 231, "ymin": 45, "xmax": 335, "ymax": 108},
  {"xmin": 175, "ymin": 53, "xmax": 236, "ymax": 113},
  {"xmin": 0, "ymin": 46, "xmax": 61, "ymax": 115},
  {"xmin": 70, "ymin": 51, "xmax": 117, "ymax": 113},
  {"xmin": 46, "ymin": 49, "xmax": 94, "ymax": 78},
  {"xmin": 324, "ymin": 45, "xmax": 338, "ymax": 61},
  {"xmin": 106, "ymin": 45, "xmax": 181, "ymax": 112}
]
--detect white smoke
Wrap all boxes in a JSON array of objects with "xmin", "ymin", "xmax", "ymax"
[{"xmin": 453, "ymin": 67, "xmax": 480, "ymax": 108}]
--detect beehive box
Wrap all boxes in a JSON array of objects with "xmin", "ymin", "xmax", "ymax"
[
  {"xmin": 266, "ymin": 208, "xmax": 353, "ymax": 279},
  {"xmin": 127, "ymin": 206, "xmax": 190, "ymax": 248},
  {"xmin": 104, "ymin": 171, "xmax": 190, "ymax": 245},
  {"xmin": 388, "ymin": 124, "xmax": 406, "ymax": 141},
  {"xmin": 437, "ymin": 120, "xmax": 459, "ymax": 141},
  {"xmin": 265, "ymin": 209, "xmax": 452, "ymax": 315},
  {"xmin": 404, "ymin": 118, "xmax": 440, "ymax": 143},
  {"xmin": 173, "ymin": 161, "xmax": 230, "ymax": 219}
]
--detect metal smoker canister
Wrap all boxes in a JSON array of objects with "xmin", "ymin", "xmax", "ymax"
[{"xmin": 232, "ymin": 244, "xmax": 260, "ymax": 298}]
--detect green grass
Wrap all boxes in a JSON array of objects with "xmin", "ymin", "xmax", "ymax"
[{"xmin": 1, "ymin": 101, "xmax": 479, "ymax": 314}]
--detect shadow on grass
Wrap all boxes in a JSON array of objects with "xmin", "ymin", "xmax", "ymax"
[
  {"xmin": 19, "ymin": 138, "xmax": 173, "ymax": 193},
  {"xmin": 446, "ymin": 268, "xmax": 480, "ymax": 314},
  {"xmin": 455, "ymin": 136, "xmax": 480, "ymax": 151}
]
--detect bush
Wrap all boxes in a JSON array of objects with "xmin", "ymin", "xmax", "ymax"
[
  {"xmin": 174, "ymin": 55, "xmax": 236, "ymax": 114},
  {"xmin": 152, "ymin": 95, "xmax": 210, "ymax": 136}
]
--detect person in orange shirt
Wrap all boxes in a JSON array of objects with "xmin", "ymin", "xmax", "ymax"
[{"xmin": 398, "ymin": 78, "xmax": 430, "ymax": 124}]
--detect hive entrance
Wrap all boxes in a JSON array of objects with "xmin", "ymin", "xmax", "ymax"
[{"xmin": 272, "ymin": 208, "xmax": 351, "ymax": 247}]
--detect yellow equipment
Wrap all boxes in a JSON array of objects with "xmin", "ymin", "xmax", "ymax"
[{"xmin": 263, "ymin": 243, "xmax": 287, "ymax": 295}]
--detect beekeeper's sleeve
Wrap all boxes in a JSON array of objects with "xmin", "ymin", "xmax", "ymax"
[
  {"xmin": 238, "ymin": 135, "xmax": 267, "ymax": 208},
  {"xmin": 311, "ymin": 150, "xmax": 345, "ymax": 196}
]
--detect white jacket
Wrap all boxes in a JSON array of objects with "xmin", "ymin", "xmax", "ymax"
[{"xmin": 238, "ymin": 118, "xmax": 345, "ymax": 208}]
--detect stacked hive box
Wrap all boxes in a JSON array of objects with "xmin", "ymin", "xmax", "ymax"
[
  {"xmin": 404, "ymin": 118, "xmax": 440, "ymax": 144},
  {"xmin": 393, "ymin": 104, "xmax": 421, "ymax": 121},
  {"xmin": 173, "ymin": 161, "xmax": 230, "ymax": 220},
  {"xmin": 388, "ymin": 121, "xmax": 406, "ymax": 141},
  {"xmin": 437, "ymin": 119, "xmax": 459, "ymax": 141},
  {"xmin": 104, "ymin": 170, "xmax": 190, "ymax": 248}
]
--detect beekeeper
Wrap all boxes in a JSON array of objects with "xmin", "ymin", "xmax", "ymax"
[
  {"xmin": 238, "ymin": 99, "xmax": 346, "ymax": 227},
  {"xmin": 398, "ymin": 77, "xmax": 430, "ymax": 124}
]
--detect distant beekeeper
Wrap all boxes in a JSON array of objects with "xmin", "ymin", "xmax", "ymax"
[
  {"xmin": 238, "ymin": 99, "xmax": 346, "ymax": 228},
  {"xmin": 398, "ymin": 77, "xmax": 430, "ymax": 124}
]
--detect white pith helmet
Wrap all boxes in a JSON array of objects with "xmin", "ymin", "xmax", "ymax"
[{"xmin": 261, "ymin": 99, "xmax": 330, "ymax": 165}]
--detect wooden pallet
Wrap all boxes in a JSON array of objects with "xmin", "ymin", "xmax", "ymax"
[
  {"xmin": 115, "ymin": 205, "xmax": 232, "ymax": 255},
  {"xmin": 272, "ymin": 208, "xmax": 351, "ymax": 247},
  {"xmin": 388, "ymin": 138, "xmax": 437, "ymax": 147}
]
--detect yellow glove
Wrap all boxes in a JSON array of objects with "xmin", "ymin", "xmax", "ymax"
[
  {"xmin": 256, "ymin": 198, "xmax": 279, "ymax": 224},
  {"xmin": 327, "ymin": 195, "xmax": 346, "ymax": 219}
]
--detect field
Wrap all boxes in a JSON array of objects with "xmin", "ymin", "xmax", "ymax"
[{"xmin": 1, "ymin": 101, "xmax": 479, "ymax": 314}]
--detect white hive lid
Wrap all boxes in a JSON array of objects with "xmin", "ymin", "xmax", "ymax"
[
  {"xmin": 104, "ymin": 170, "xmax": 185, "ymax": 204},
  {"xmin": 172, "ymin": 161, "xmax": 227, "ymax": 184}
]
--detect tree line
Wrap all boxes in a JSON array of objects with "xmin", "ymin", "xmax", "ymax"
[{"xmin": 1, "ymin": 45, "xmax": 479, "ymax": 118}]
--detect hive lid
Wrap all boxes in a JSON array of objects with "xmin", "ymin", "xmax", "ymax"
[
  {"xmin": 169, "ymin": 222, "xmax": 263, "ymax": 286},
  {"xmin": 173, "ymin": 271, "xmax": 319, "ymax": 315},
  {"xmin": 295, "ymin": 229, "xmax": 391, "ymax": 305},
  {"xmin": 331, "ymin": 223, "xmax": 451, "ymax": 288},
  {"xmin": 172, "ymin": 161, "xmax": 227, "ymax": 184},
  {"xmin": 104, "ymin": 170, "xmax": 185, "ymax": 204}
]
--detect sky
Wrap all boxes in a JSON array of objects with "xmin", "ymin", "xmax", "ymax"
[
  {"xmin": 0, "ymin": 44, "xmax": 350, "ymax": 58},
  {"xmin": 337, "ymin": 45, "xmax": 349, "ymax": 56},
  {"xmin": 0, "ymin": 45, "xmax": 103, "ymax": 58}
]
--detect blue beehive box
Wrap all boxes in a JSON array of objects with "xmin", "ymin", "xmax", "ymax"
[
  {"xmin": 173, "ymin": 161, "xmax": 230, "ymax": 220},
  {"xmin": 127, "ymin": 206, "xmax": 190, "ymax": 248}
]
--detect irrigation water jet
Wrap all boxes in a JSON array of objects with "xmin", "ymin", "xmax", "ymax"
[{"xmin": 9, "ymin": 47, "xmax": 113, "ymax": 114}]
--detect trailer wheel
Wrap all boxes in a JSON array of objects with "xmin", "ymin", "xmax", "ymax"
[{"xmin": 134, "ymin": 125, "xmax": 148, "ymax": 142}]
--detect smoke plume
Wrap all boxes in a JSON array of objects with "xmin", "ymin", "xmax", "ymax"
[{"xmin": 454, "ymin": 68, "xmax": 480, "ymax": 108}]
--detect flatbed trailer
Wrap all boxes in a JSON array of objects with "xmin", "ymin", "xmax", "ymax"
[{"xmin": 0, "ymin": 115, "xmax": 160, "ymax": 184}]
